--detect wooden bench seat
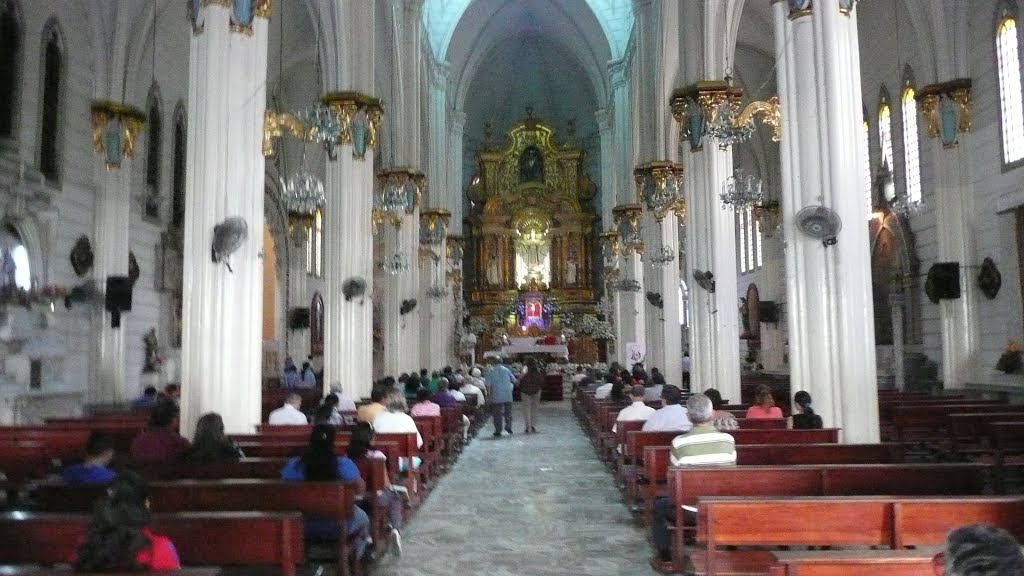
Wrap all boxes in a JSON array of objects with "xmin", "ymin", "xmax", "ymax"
[
  {"xmin": 0, "ymin": 568, "xmax": 219, "ymax": 576},
  {"xmin": 890, "ymin": 404, "xmax": 1024, "ymax": 443},
  {"xmin": 0, "ymin": 511, "xmax": 302, "ymax": 576},
  {"xmin": 768, "ymin": 549, "xmax": 939, "ymax": 576}
]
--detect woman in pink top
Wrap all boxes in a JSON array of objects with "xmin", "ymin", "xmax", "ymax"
[
  {"xmin": 410, "ymin": 388, "xmax": 441, "ymax": 417},
  {"xmin": 745, "ymin": 385, "xmax": 783, "ymax": 419}
]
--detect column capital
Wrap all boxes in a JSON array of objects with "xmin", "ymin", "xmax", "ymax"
[
  {"xmin": 595, "ymin": 108, "xmax": 612, "ymax": 132},
  {"xmin": 430, "ymin": 59, "xmax": 450, "ymax": 90},
  {"xmin": 608, "ymin": 58, "xmax": 629, "ymax": 91},
  {"xmin": 322, "ymin": 92, "xmax": 384, "ymax": 160},
  {"xmin": 612, "ymin": 203, "xmax": 644, "ymax": 256},
  {"xmin": 376, "ymin": 167, "xmax": 426, "ymax": 215},
  {"xmin": 188, "ymin": 0, "xmax": 273, "ymax": 36},
  {"xmin": 90, "ymin": 101, "xmax": 146, "ymax": 170},
  {"xmin": 916, "ymin": 78, "xmax": 972, "ymax": 149},
  {"xmin": 420, "ymin": 208, "xmax": 452, "ymax": 247},
  {"xmin": 449, "ymin": 109, "xmax": 467, "ymax": 133},
  {"xmin": 633, "ymin": 161, "xmax": 686, "ymax": 221},
  {"xmin": 776, "ymin": 0, "xmax": 855, "ymax": 19}
]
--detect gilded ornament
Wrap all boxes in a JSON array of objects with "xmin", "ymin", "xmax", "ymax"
[
  {"xmin": 915, "ymin": 79, "xmax": 972, "ymax": 149},
  {"xmin": 90, "ymin": 101, "xmax": 146, "ymax": 169}
]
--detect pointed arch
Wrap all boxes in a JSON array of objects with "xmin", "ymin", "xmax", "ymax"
[
  {"xmin": 877, "ymin": 87, "xmax": 894, "ymax": 181},
  {"xmin": 171, "ymin": 102, "xmax": 187, "ymax": 230},
  {"xmin": 38, "ymin": 17, "xmax": 65, "ymax": 182},
  {"xmin": 996, "ymin": 1, "xmax": 1024, "ymax": 165},
  {"xmin": 145, "ymin": 83, "xmax": 163, "ymax": 220},
  {"xmin": 0, "ymin": 0, "xmax": 21, "ymax": 138},
  {"xmin": 900, "ymin": 66, "xmax": 922, "ymax": 205}
]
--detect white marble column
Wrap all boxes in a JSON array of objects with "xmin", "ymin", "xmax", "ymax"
[
  {"xmin": 426, "ymin": 60, "xmax": 456, "ymax": 369},
  {"xmin": 90, "ymin": 105, "xmax": 143, "ymax": 403},
  {"xmin": 613, "ymin": 205, "xmax": 647, "ymax": 365},
  {"xmin": 286, "ymin": 228, "xmax": 309, "ymax": 360},
  {"xmin": 918, "ymin": 83, "xmax": 979, "ymax": 388},
  {"xmin": 180, "ymin": 3, "xmax": 268, "ymax": 434},
  {"xmin": 773, "ymin": 1, "xmax": 878, "ymax": 442}
]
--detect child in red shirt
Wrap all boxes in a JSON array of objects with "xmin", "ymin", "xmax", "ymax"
[{"xmin": 74, "ymin": 471, "xmax": 180, "ymax": 571}]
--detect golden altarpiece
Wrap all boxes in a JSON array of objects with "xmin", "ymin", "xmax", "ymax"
[{"xmin": 465, "ymin": 113, "xmax": 603, "ymax": 362}]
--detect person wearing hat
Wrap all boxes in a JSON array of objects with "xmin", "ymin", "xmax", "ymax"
[
  {"xmin": 613, "ymin": 384, "xmax": 657, "ymax": 433},
  {"xmin": 641, "ymin": 385, "xmax": 692, "ymax": 432}
]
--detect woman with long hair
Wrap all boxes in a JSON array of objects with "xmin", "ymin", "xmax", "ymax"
[
  {"xmin": 281, "ymin": 425, "xmax": 371, "ymax": 559},
  {"xmin": 347, "ymin": 423, "xmax": 407, "ymax": 555},
  {"xmin": 519, "ymin": 357, "xmax": 544, "ymax": 433},
  {"xmin": 183, "ymin": 412, "xmax": 243, "ymax": 463},
  {"xmin": 745, "ymin": 384, "xmax": 783, "ymax": 419},
  {"xmin": 703, "ymin": 388, "xmax": 739, "ymax": 431},
  {"xmin": 791, "ymin": 390, "xmax": 823, "ymax": 429},
  {"xmin": 74, "ymin": 471, "xmax": 180, "ymax": 572}
]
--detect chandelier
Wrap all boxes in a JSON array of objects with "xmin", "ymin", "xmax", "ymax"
[
  {"xmin": 670, "ymin": 77, "xmax": 782, "ymax": 151},
  {"xmin": 296, "ymin": 103, "xmax": 342, "ymax": 160},
  {"xmin": 420, "ymin": 209, "xmax": 451, "ymax": 247},
  {"xmin": 379, "ymin": 250, "xmax": 409, "ymax": 275},
  {"xmin": 647, "ymin": 244, "xmax": 676, "ymax": 267},
  {"xmin": 426, "ymin": 284, "xmax": 450, "ymax": 301},
  {"xmin": 634, "ymin": 161, "xmax": 685, "ymax": 221},
  {"xmin": 278, "ymin": 147, "xmax": 325, "ymax": 229},
  {"xmin": 446, "ymin": 235, "xmax": 464, "ymax": 268},
  {"xmin": 376, "ymin": 168, "xmax": 424, "ymax": 217},
  {"xmin": 720, "ymin": 168, "xmax": 765, "ymax": 209},
  {"xmin": 613, "ymin": 278, "xmax": 642, "ymax": 293}
]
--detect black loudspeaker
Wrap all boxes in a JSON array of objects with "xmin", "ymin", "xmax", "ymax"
[
  {"xmin": 289, "ymin": 307, "xmax": 311, "ymax": 330},
  {"xmin": 105, "ymin": 275, "xmax": 133, "ymax": 328},
  {"xmin": 759, "ymin": 301, "xmax": 779, "ymax": 324},
  {"xmin": 925, "ymin": 262, "xmax": 961, "ymax": 303}
]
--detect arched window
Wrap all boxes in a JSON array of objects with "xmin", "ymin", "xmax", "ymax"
[
  {"xmin": 306, "ymin": 209, "xmax": 323, "ymax": 277},
  {"xmin": 39, "ymin": 21, "xmax": 63, "ymax": 181},
  {"xmin": 862, "ymin": 110, "xmax": 873, "ymax": 219},
  {"xmin": 0, "ymin": 1, "xmax": 20, "ymax": 138},
  {"xmin": 901, "ymin": 73, "xmax": 922, "ymax": 205},
  {"xmin": 145, "ymin": 89, "xmax": 162, "ymax": 220},
  {"xmin": 736, "ymin": 206, "xmax": 762, "ymax": 274},
  {"xmin": 997, "ymin": 9, "xmax": 1024, "ymax": 164},
  {"xmin": 171, "ymin": 104, "xmax": 186, "ymax": 229},
  {"xmin": 1, "ymin": 224, "xmax": 30, "ymax": 290},
  {"xmin": 878, "ymin": 98, "xmax": 894, "ymax": 178},
  {"xmin": 678, "ymin": 280, "xmax": 689, "ymax": 328}
]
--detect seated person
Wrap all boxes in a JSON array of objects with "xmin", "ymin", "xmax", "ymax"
[
  {"xmin": 446, "ymin": 379, "xmax": 466, "ymax": 402},
  {"xmin": 430, "ymin": 378, "xmax": 458, "ymax": 407},
  {"xmin": 130, "ymin": 386, "xmax": 159, "ymax": 409},
  {"xmin": 358, "ymin": 385, "xmax": 388, "ymax": 423},
  {"xmin": 63, "ymin": 430, "xmax": 117, "ymax": 484},
  {"xmin": 328, "ymin": 381, "xmax": 359, "ymax": 412},
  {"xmin": 650, "ymin": 394, "xmax": 736, "ymax": 573},
  {"xmin": 641, "ymin": 385, "xmax": 692, "ymax": 432},
  {"xmin": 347, "ymin": 423, "xmax": 407, "ymax": 554},
  {"xmin": 459, "ymin": 375, "xmax": 485, "ymax": 402},
  {"xmin": 130, "ymin": 401, "xmax": 191, "ymax": 464},
  {"xmin": 791, "ymin": 390, "xmax": 823, "ymax": 429},
  {"xmin": 703, "ymin": 388, "xmax": 738, "ymax": 431},
  {"xmin": 593, "ymin": 377, "xmax": 615, "ymax": 400},
  {"xmin": 745, "ymin": 384, "xmax": 783, "ymax": 419},
  {"xmin": 182, "ymin": 412, "xmax": 243, "ymax": 463},
  {"xmin": 74, "ymin": 471, "xmax": 180, "ymax": 571},
  {"xmin": 268, "ymin": 393, "xmax": 309, "ymax": 425},
  {"xmin": 282, "ymin": 363, "xmax": 303, "ymax": 388},
  {"xmin": 281, "ymin": 425, "xmax": 371, "ymax": 559},
  {"xmin": 410, "ymin": 388, "xmax": 441, "ymax": 417},
  {"xmin": 937, "ymin": 523, "xmax": 1024, "ymax": 576},
  {"xmin": 613, "ymin": 384, "xmax": 656, "ymax": 433},
  {"xmin": 372, "ymin": 392, "xmax": 424, "ymax": 474}
]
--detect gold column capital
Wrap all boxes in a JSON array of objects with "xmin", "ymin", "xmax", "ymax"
[
  {"xmin": 633, "ymin": 161, "xmax": 686, "ymax": 221},
  {"xmin": 90, "ymin": 101, "xmax": 146, "ymax": 170},
  {"xmin": 916, "ymin": 78, "xmax": 972, "ymax": 149},
  {"xmin": 322, "ymin": 92, "xmax": 384, "ymax": 160}
]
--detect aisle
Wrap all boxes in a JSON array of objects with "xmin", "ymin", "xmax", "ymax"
[{"xmin": 372, "ymin": 401, "xmax": 658, "ymax": 576}]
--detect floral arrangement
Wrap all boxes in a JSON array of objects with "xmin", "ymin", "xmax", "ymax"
[
  {"xmin": 467, "ymin": 317, "xmax": 490, "ymax": 336},
  {"xmin": 565, "ymin": 313, "xmax": 616, "ymax": 341},
  {"xmin": 996, "ymin": 340, "xmax": 1022, "ymax": 374},
  {"xmin": 1, "ymin": 285, "xmax": 68, "ymax": 308}
]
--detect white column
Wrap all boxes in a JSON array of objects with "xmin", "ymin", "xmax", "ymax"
[
  {"xmin": 596, "ymin": 109, "xmax": 615, "ymax": 226},
  {"xmin": 180, "ymin": 3, "xmax": 268, "ymax": 434},
  {"xmin": 286, "ymin": 228, "xmax": 309, "ymax": 359},
  {"xmin": 613, "ymin": 205, "xmax": 646, "ymax": 365},
  {"xmin": 381, "ymin": 215, "xmax": 417, "ymax": 377},
  {"xmin": 90, "ymin": 110, "xmax": 137, "ymax": 402},
  {"xmin": 774, "ymin": 1, "xmax": 878, "ymax": 442},
  {"xmin": 427, "ymin": 61, "xmax": 455, "ymax": 369}
]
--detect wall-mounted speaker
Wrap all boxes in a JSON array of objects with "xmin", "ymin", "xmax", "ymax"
[
  {"xmin": 925, "ymin": 262, "xmax": 961, "ymax": 303},
  {"xmin": 759, "ymin": 301, "xmax": 780, "ymax": 324},
  {"xmin": 105, "ymin": 275, "xmax": 133, "ymax": 328}
]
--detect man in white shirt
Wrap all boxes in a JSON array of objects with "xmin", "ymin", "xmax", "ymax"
[
  {"xmin": 613, "ymin": 384, "xmax": 656, "ymax": 432},
  {"xmin": 329, "ymin": 381, "xmax": 358, "ymax": 411},
  {"xmin": 459, "ymin": 375, "xmax": 485, "ymax": 402},
  {"xmin": 594, "ymin": 379, "xmax": 614, "ymax": 399},
  {"xmin": 268, "ymin": 393, "xmax": 308, "ymax": 425},
  {"xmin": 372, "ymin": 391, "xmax": 424, "ymax": 448},
  {"xmin": 641, "ymin": 385, "xmax": 692, "ymax": 432},
  {"xmin": 571, "ymin": 365, "xmax": 588, "ymax": 388},
  {"xmin": 681, "ymin": 351, "xmax": 691, "ymax": 389},
  {"xmin": 447, "ymin": 381, "xmax": 467, "ymax": 402}
]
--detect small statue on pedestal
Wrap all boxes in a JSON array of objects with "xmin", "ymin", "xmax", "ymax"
[{"xmin": 142, "ymin": 328, "xmax": 160, "ymax": 373}]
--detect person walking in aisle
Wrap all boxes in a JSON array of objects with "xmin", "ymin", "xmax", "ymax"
[
  {"xmin": 519, "ymin": 357, "xmax": 544, "ymax": 433},
  {"xmin": 485, "ymin": 357, "xmax": 517, "ymax": 437}
]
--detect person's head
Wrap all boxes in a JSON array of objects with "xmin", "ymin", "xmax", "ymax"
[
  {"xmin": 142, "ymin": 386, "xmax": 157, "ymax": 398},
  {"xmin": 163, "ymin": 384, "xmax": 180, "ymax": 399},
  {"xmin": 285, "ymin": 392, "xmax": 302, "ymax": 409},
  {"xmin": 284, "ymin": 364, "xmax": 298, "ymax": 373},
  {"xmin": 630, "ymin": 384, "xmax": 647, "ymax": 401},
  {"xmin": 385, "ymin": 391, "xmax": 408, "ymax": 413},
  {"xmin": 439, "ymin": 377, "xmax": 450, "ymax": 390},
  {"xmin": 398, "ymin": 373, "xmax": 409, "ymax": 382},
  {"xmin": 74, "ymin": 471, "xmax": 151, "ymax": 572},
  {"xmin": 419, "ymin": 369, "xmax": 428, "ymax": 377},
  {"xmin": 370, "ymin": 385, "xmax": 388, "ymax": 404},
  {"xmin": 301, "ymin": 424, "xmax": 339, "ymax": 481},
  {"xmin": 525, "ymin": 357, "xmax": 538, "ymax": 372},
  {"xmin": 313, "ymin": 404, "xmax": 335, "ymax": 425},
  {"xmin": 347, "ymin": 422, "xmax": 376, "ymax": 461},
  {"xmin": 382, "ymin": 376, "xmax": 396, "ymax": 387},
  {"xmin": 703, "ymin": 388, "xmax": 726, "ymax": 411},
  {"xmin": 684, "ymin": 351, "xmax": 689, "ymax": 358},
  {"xmin": 470, "ymin": 367, "xmax": 482, "ymax": 377},
  {"xmin": 661, "ymin": 385, "xmax": 682, "ymax": 406},
  {"xmin": 652, "ymin": 372, "xmax": 666, "ymax": 385},
  {"xmin": 416, "ymin": 388, "xmax": 432, "ymax": 403},
  {"xmin": 686, "ymin": 393, "xmax": 715, "ymax": 425},
  {"xmin": 577, "ymin": 365, "xmax": 585, "ymax": 373},
  {"xmin": 323, "ymin": 393, "xmax": 339, "ymax": 410},
  {"xmin": 302, "ymin": 361, "xmax": 311, "ymax": 372},
  {"xmin": 84, "ymin": 430, "xmax": 115, "ymax": 465},
  {"xmin": 431, "ymin": 370, "xmax": 440, "ymax": 379},
  {"xmin": 442, "ymin": 366, "xmax": 453, "ymax": 376},
  {"xmin": 610, "ymin": 380, "xmax": 627, "ymax": 402},
  {"xmin": 941, "ymin": 523, "xmax": 1024, "ymax": 576},
  {"xmin": 192, "ymin": 412, "xmax": 227, "ymax": 447},
  {"xmin": 148, "ymin": 400, "xmax": 179, "ymax": 429},
  {"xmin": 754, "ymin": 385, "xmax": 775, "ymax": 409},
  {"xmin": 329, "ymin": 381, "xmax": 343, "ymax": 395},
  {"xmin": 793, "ymin": 390, "xmax": 813, "ymax": 414},
  {"xmin": 632, "ymin": 363, "xmax": 644, "ymax": 374}
]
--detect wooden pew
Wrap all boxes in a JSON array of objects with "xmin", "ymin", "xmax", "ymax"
[
  {"xmin": 0, "ymin": 512, "xmax": 303, "ymax": 576},
  {"xmin": 889, "ymin": 403, "xmax": 1024, "ymax": 442},
  {"xmin": 734, "ymin": 418, "xmax": 787, "ymax": 430},
  {"xmin": 693, "ymin": 496, "xmax": 1024, "ymax": 576},
  {"xmin": 768, "ymin": 550, "xmax": 938, "ymax": 576},
  {"xmin": 668, "ymin": 463, "xmax": 988, "ymax": 563},
  {"xmin": 991, "ymin": 421, "xmax": 1024, "ymax": 493},
  {"xmin": 949, "ymin": 412, "xmax": 1024, "ymax": 456}
]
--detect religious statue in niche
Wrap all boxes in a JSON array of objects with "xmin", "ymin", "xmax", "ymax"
[
  {"xmin": 566, "ymin": 250, "xmax": 578, "ymax": 286},
  {"xmin": 486, "ymin": 245, "xmax": 501, "ymax": 286},
  {"xmin": 519, "ymin": 146, "xmax": 544, "ymax": 183},
  {"xmin": 142, "ymin": 328, "xmax": 161, "ymax": 373}
]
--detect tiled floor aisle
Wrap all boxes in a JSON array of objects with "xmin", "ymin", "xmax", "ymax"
[{"xmin": 372, "ymin": 401, "xmax": 658, "ymax": 576}]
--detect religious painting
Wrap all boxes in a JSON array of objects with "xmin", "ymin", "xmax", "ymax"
[{"xmin": 519, "ymin": 146, "xmax": 544, "ymax": 183}]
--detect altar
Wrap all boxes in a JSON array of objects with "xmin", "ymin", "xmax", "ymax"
[{"xmin": 463, "ymin": 111, "xmax": 604, "ymax": 364}]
